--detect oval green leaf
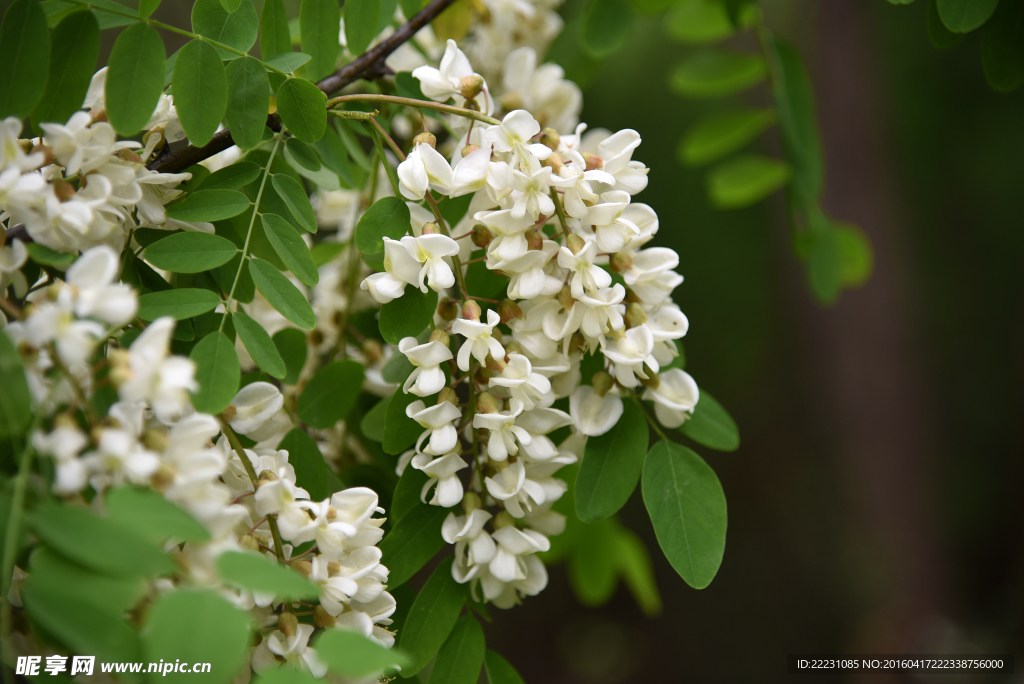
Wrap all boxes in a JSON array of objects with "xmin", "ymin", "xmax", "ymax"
[
  {"xmin": 706, "ymin": 154, "xmax": 790, "ymax": 209},
  {"xmin": 355, "ymin": 196, "xmax": 411, "ymax": 254},
  {"xmin": 22, "ymin": 586, "xmax": 141, "ymax": 662},
  {"xmin": 276, "ymin": 77, "xmax": 327, "ymax": 143},
  {"xmin": 429, "ymin": 616, "xmax": 485, "ymax": 684},
  {"xmin": 138, "ymin": 288, "xmax": 221, "ymax": 320},
  {"xmin": 379, "ymin": 287, "xmax": 437, "ymax": 345},
  {"xmin": 315, "ymin": 630, "xmax": 409, "ymax": 680},
  {"xmin": 580, "ymin": 0, "xmax": 633, "ymax": 59},
  {"xmin": 297, "ymin": 359, "xmax": 364, "ymax": 428},
  {"xmin": 29, "ymin": 547, "xmax": 146, "ymax": 617},
  {"xmin": 225, "ymin": 55, "xmax": 271, "ymax": 150},
  {"xmin": 382, "ymin": 381, "xmax": 427, "ymax": 455},
  {"xmin": 642, "ymin": 441, "xmax": 727, "ymax": 589},
  {"xmin": 191, "ymin": 0, "xmax": 259, "ymax": 59},
  {"xmin": 981, "ymin": 0, "xmax": 1024, "ymax": 92},
  {"xmin": 575, "ymin": 399, "xmax": 649, "ymax": 522},
  {"xmin": 144, "ymin": 231, "xmax": 239, "ymax": 273},
  {"xmin": 937, "ymin": 0, "xmax": 999, "ymax": 32},
  {"xmin": 395, "ymin": 557, "xmax": 467, "ymax": 676},
  {"xmin": 105, "ymin": 22, "xmax": 166, "ymax": 136},
  {"xmin": 345, "ymin": 0, "xmax": 381, "ymax": 56},
  {"xmin": 378, "ymin": 504, "xmax": 447, "ymax": 588},
  {"xmin": 300, "ymin": 0, "xmax": 342, "ymax": 81},
  {"xmin": 105, "ymin": 486, "xmax": 211, "ymax": 544},
  {"xmin": 277, "ymin": 427, "xmax": 343, "ymax": 501},
  {"xmin": 172, "ymin": 39, "xmax": 228, "ymax": 147},
  {"xmin": 359, "ymin": 395, "xmax": 389, "ymax": 443},
  {"xmin": 32, "ymin": 10, "xmax": 100, "ymax": 128},
  {"xmin": 261, "ymin": 213, "xmax": 318, "ymax": 285},
  {"xmin": 679, "ymin": 107, "xmax": 776, "ymax": 167},
  {"xmin": 272, "ymin": 327, "xmax": 308, "ymax": 384},
  {"xmin": 216, "ymin": 551, "xmax": 319, "ymax": 600},
  {"xmin": 0, "ymin": 329, "xmax": 32, "ymax": 437},
  {"xmin": 286, "ymin": 137, "xmax": 322, "ymax": 171},
  {"xmin": 768, "ymin": 36, "xmax": 823, "ymax": 201},
  {"xmin": 232, "ymin": 310, "xmax": 286, "ymax": 378},
  {"xmin": 189, "ymin": 330, "xmax": 241, "ymax": 414},
  {"xmin": 260, "ymin": 0, "xmax": 292, "ymax": 60},
  {"xmin": 249, "ymin": 257, "xmax": 316, "ymax": 329},
  {"xmin": 166, "ymin": 189, "xmax": 252, "ymax": 222},
  {"xmin": 0, "ymin": 0, "xmax": 50, "ymax": 119},
  {"xmin": 484, "ymin": 651, "xmax": 526, "ymax": 684},
  {"xmin": 271, "ymin": 173, "xmax": 318, "ymax": 233},
  {"xmin": 266, "ymin": 51, "xmax": 313, "ymax": 74},
  {"xmin": 665, "ymin": 0, "xmax": 756, "ymax": 43},
  {"xmin": 198, "ymin": 161, "xmax": 263, "ymax": 190},
  {"xmin": 669, "ymin": 49, "xmax": 766, "ymax": 99}
]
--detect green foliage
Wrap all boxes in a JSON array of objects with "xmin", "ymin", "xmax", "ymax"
[
  {"xmin": 22, "ymin": 582, "xmax": 143, "ymax": 661},
  {"xmin": 768, "ymin": 36, "xmax": 823, "ymax": 202},
  {"xmin": 173, "ymin": 39, "xmax": 228, "ymax": 147},
  {"xmin": 249, "ymin": 258, "xmax": 317, "ymax": 330},
  {"xmin": 382, "ymin": 384, "xmax": 426, "ymax": 454},
  {"xmin": 272, "ymin": 328, "xmax": 308, "ymax": 384},
  {"xmin": 391, "ymin": 465, "xmax": 430, "ymax": 522},
  {"xmin": 346, "ymin": 0, "xmax": 382, "ymax": 56},
  {"xmin": 430, "ymin": 615, "xmax": 486, "ymax": 684},
  {"xmin": 642, "ymin": 441, "xmax": 727, "ymax": 589},
  {"xmin": 679, "ymin": 107, "xmax": 775, "ymax": 167},
  {"xmin": 360, "ymin": 395, "xmax": 390, "ymax": 442},
  {"xmin": 396, "ymin": 557, "xmax": 467, "ymax": 677},
  {"xmin": 105, "ymin": 22, "xmax": 165, "ymax": 135},
  {"xmin": 233, "ymin": 310, "xmax": 287, "ymax": 378},
  {"xmin": 680, "ymin": 389, "xmax": 740, "ymax": 452},
  {"xmin": 315, "ymin": 630, "xmax": 410, "ymax": 679},
  {"xmin": 0, "ymin": 0, "xmax": 50, "ymax": 119},
  {"xmin": 138, "ymin": 288, "xmax": 221, "ymax": 320},
  {"xmin": 300, "ymin": 0, "xmax": 342, "ymax": 81},
  {"xmin": 26, "ymin": 242, "xmax": 75, "ymax": 269},
  {"xmin": 379, "ymin": 287, "xmax": 438, "ymax": 344},
  {"xmin": 706, "ymin": 154, "xmax": 790, "ymax": 209},
  {"xmin": 32, "ymin": 10, "xmax": 99, "ymax": 129},
  {"xmin": 0, "ymin": 328, "xmax": 32, "ymax": 437},
  {"xmin": 200, "ymin": 161, "xmax": 263, "ymax": 190},
  {"xmin": 484, "ymin": 651, "xmax": 526, "ymax": 684},
  {"xmin": 167, "ymin": 189, "xmax": 252, "ymax": 222},
  {"xmin": 378, "ymin": 504, "xmax": 447, "ymax": 587},
  {"xmin": 277, "ymin": 427, "xmax": 344, "ymax": 500},
  {"xmin": 575, "ymin": 399, "xmax": 648, "ymax": 522},
  {"xmin": 670, "ymin": 50, "xmax": 766, "ymax": 98},
  {"xmin": 28, "ymin": 547, "xmax": 146, "ymax": 616},
  {"xmin": 981, "ymin": 0, "xmax": 1024, "ymax": 91},
  {"xmin": 356, "ymin": 196, "xmax": 412, "ymax": 253},
  {"xmin": 225, "ymin": 55, "xmax": 272, "ymax": 150},
  {"xmin": 271, "ymin": 174, "xmax": 318, "ymax": 232},
  {"xmin": 191, "ymin": 0, "xmax": 259, "ymax": 59},
  {"xmin": 142, "ymin": 589, "xmax": 253, "ymax": 684},
  {"xmin": 580, "ymin": 0, "xmax": 634, "ymax": 58},
  {"xmin": 927, "ymin": 0, "xmax": 964, "ymax": 49},
  {"xmin": 665, "ymin": 0, "xmax": 755, "ymax": 43},
  {"xmin": 936, "ymin": 0, "xmax": 999, "ymax": 32},
  {"xmin": 297, "ymin": 360, "xmax": 365, "ymax": 428},
  {"xmin": 286, "ymin": 137, "xmax": 322, "ymax": 171},
  {"xmin": 144, "ymin": 232, "xmax": 239, "ymax": 273},
  {"xmin": 260, "ymin": 0, "xmax": 291, "ymax": 59},
  {"xmin": 261, "ymin": 213, "xmax": 319, "ymax": 285},
  {"xmin": 105, "ymin": 487, "xmax": 211, "ymax": 544},
  {"xmin": 277, "ymin": 78, "xmax": 328, "ymax": 143},
  {"xmin": 216, "ymin": 551, "xmax": 320, "ymax": 600},
  {"xmin": 189, "ymin": 330, "xmax": 241, "ymax": 413}
]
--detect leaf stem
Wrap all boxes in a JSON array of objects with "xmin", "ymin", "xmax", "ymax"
[
  {"xmin": 327, "ymin": 94, "xmax": 501, "ymax": 126},
  {"xmin": 633, "ymin": 395, "xmax": 668, "ymax": 442}
]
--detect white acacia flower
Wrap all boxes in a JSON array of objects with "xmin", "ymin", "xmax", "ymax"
[
  {"xmin": 643, "ymin": 368, "xmax": 699, "ymax": 429},
  {"xmin": 515, "ymin": 406, "xmax": 572, "ymax": 462},
  {"xmin": 559, "ymin": 238, "xmax": 611, "ymax": 298},
  {"xmin": 584, "ymin": 191, "xmax": 640, "ymax": 254},
  {"xmin": 445, "ymin": 509, "xmax": 497, "ymax": 583},
  {"xmin": 569, "ymin": 385, "xmax": 623, "ymax": 436},
  {"xmin": 34, "ymin": 426, "xmax": 88, "ymax": 494},
  {"xmin": 116, "ymin": 318, "xmax": 197, "ymax": 422},
  {"xmin": 413, "ymin": 39, "xmax": 492, "ymax": 113},
  {"xmin": 491, "ymin": 241, "xmax": 561, "ymax": 301},
  {"xmin": 61, "ymin": 245, "xmax": 138, "ymax": 325},
  {"xmin": 452, "ymin": 308, "xmax": 505, "ymax": 371},
  {"xmin": 509, "ymin": 164, "xmax": 555, "ymax": 219},
  {"xmin": 484, "ymin": 458, "xmax": 569, "ymax": 517},
  {"xmin": 229, "ymin": 382, "xmax": 285, "ymax": 434},
  {"xmin": 412, "ymin": 452, "xmax": 468, "ymax": 507},
  {"xmin": 489, "ymin": 353, "xmax": 553, "ymax": 410},
  {"xmin": 486, "ymin": 110, "xmax": 551, "ymax": 169},
  {"xmin": 475, "ymin": 208, "xmax": 535, "ymax": 262},
  {"xmin": 473, "ymin": 399, "xmax": 530, "ymax": 461},
  {"xmin": 598, "ymin": 129, "xmax": 649, "ymax": 195},
  {"xmin": 397, "ymin": 143, "xmax": 453, "ymax": 200},
  {"xmin": 397, "ymin": 234, "xmax": 461, "ymax": 293},
  {"xmin": 406, "ymin": 399, "xmax": 462, "ymax": 455},
  {"xmin": 602, "ymin": 324, "xmax": 658, "ymax": 389},
  {"xmin": 501, "ymin": 47, "xmax": 582, "ymax": 135},
  {"xmin": 451, "ymin": 145, "xmax": 492, "ymax": 197},
  {"xmin": 399, "ymin": 336, "xmax": 453, "ymax": 397},
  {"xmin": 253, "ymin": 623, "xmax": 327, "ymax": 679},
  {"xmin": 82, "ymin": 427, "xmax": 160, "ymax": 491},
  {"xmin": 646, "ymin": 304, "xmax": 689, "ymax": 341}
]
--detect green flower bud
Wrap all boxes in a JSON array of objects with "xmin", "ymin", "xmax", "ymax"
[{"xmin": 592, "ymin": 371, "xmax": 614, "ymax": 397}]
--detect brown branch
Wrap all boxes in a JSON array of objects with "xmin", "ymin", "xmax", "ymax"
[{"xmin": 148, "ymin": 0, "xmax": 458, "ymax": 174}]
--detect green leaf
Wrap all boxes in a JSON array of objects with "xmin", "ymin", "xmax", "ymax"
[
  {"xmin": 144, "ymin": 231, "xmax": 239, "ymax": 273},
  {"xmin": 191, "ymin": 0, "xmax": 259, "ymax": 59},
  {"xmin": 26, "ymin": 242, "xmax": 74, "ymax": 269},
  {"xmin": 284, "ymin": 142, "xmax": 340, "ymax": 190},
  {"xmin": 216, "ymin": 551, "xmax": 319, "ymax": 599},
  {"xmin": 937, "ymin": 0, "xmax": 999, "ymax": 32},
  {"xmin": 669, "ymin": 49, "xmax": 765, "ymax": 98},
  {"xmin": 253, "ymin": 670, "xmax": 318, "ymax": 684},
  {"xmin": 928, "ymin": 0, "xmax": 964, "ymax": 49},
  {"xmin": 575, "ymin": 399, "xmax": 649, "ymax": 522},
  {"xmin": 982, "ymin": 0, "xmax": 1024, "ymax": 91},
  {"xmin": 31, "ymin": 10, "xmax": 99, "ymax": 128},
  {"xmin": 199, "ymin": 161, "xmax": 263, "ymax": 191},
  {"xmin": 345, "ymin": 0, "xmax": 381, "ymax": 56},
  {"xmin": 378, "ymin": 504, "xmax": 447, "ymax": 588},
  {"xmin": 167, "ymin": 189, "xmax": 252, "ymax": 222},
  {"xmin": 225, "ymin": 55, "xmax": 271, "ymax": 150},
  {"xmin": 396, "ymin": 557, "xmax": 467, "ymax": 677},
  {"xmin": 249, "ymin": 258, "xmax": 317, "ymax": 329},
  {"xmin": 172, "ymin": 39, "xmax": 228, "ymax": 147},
  {"xmin": 300, "ymin": 0, "xmax": 341, "ymax": 81},
  {"xmin": 0, "ymin": 329, "xmax": 31, "ymax": 437},
  {"xmin": 484, "ymin": 651, "xmax": 525, "ymax": 684},
  {"xmin": 381, "ymin": 345, "xmax": 415, "ymax": 383},
  {"xmin": 221, "ymin": 0, "xmax": 244, "ymax": 11},
  {"xmin": 356, "ymin": 196, "xmax": 411, "ymax": 254},
  {"xmin": 768, "ymin": 36, "xmax": 824, "ymax": 201},
  {"xmin": 805, "ymin": 219, "xmax": 842, "ymax": 304},
  {"xmin": 143, "ymin": 589, "xmax": 252, "ymax": 684},
  {"xmin": 29, "ymin": 505, "xmax": 174, "ymax": 577},
  {"xmin": 642, "ymin": 441, "xmax": 727, "ymax": 589},
  {"xmin": 189, "ymin": 330, "xmax": 241, "ymax": 413},
  {"xmin": 138, "ymin": 288, "xmax": 221, "ymax": 320},
  {"xmin": 105, "ymin": 487, "xmax": 211, "ymax": 544},
  {"xmin": 271, "ymin": 174, "xmax": 318, "ymax": 232},
  {"xmin": 382, "ymin": 384, "xmax": 426, "ymax": 455},
  {"xmin": 276, "ymin": 78, "xmax": 328, "ymax": 143},
  {"xmin": 430, "ymin": 615, "xmax": 485, "ymax": 684},
  {"xmin": 379, "ymin": 287, "xmax": 437, "ymax": 345},
  {"xmin": 680, "ymin": 389, "xmax": 739, "ymax": 451},
  {"xmin": 29, "ymin": 547, "xmax": 146, "ymax": 616},
  {"xmin": 835, "ymin": 222, "xmax": 873, "ymax": 287},
  {"xmin": 139, "ymin": 0, "xmax": 163, "ymax": 18},
  {"xmin": 272, "ymin": 327, "xmax": 308, "ymax": 384},
  {"xmin": 360, "ymin": 395, "xmax": 390, "ymax": 442},
  {"xmin": 679, "ymin": 108, "xmax": 776, "ymax": 167},
  {"xmin": 260, "ymin": 0, "xmax": 291, "ymax": 59},
  {"xmin": 277, "ymin": 427, "xmax": 343, "ymax": 501},
  {"xmin": 706, "ymin": 154, "xmax": 790, "ymax": 209},
  {"xmin": 261, "ymin": 213, "xmax": 318, "ymax": 285},
  {"xmin": 286, "ymin": 137, "xmax": 322, "ymax": 171},
  {"xmin": 431, "ymin": 0, "xmax": 471, "ymax": 41},
  {"xmin": 567, "ymin": 518, "xmax": 620, "ymax": 605},
  {"xmin": 613, "ymin": 526, "xmax": 662, "ymax": 617},
  {"xmin": 399, "ymin": 0, "xmax": 425, "ymax": 23},
  {"xmin": 315, "ymin": 630, "xmax": 410, "ymax": 679},
  {"xmin": 105, "ymin": 22, "xmax": 165, "ymax": 136},
  {"xmin": 391, "ymin": 465, "xmax": 429, "ymax": 523},
  {"xmin": 233, "ymin": 310, "xmax": 287, "ymax": 378},
  {"xmin": 0, "ymin": 0, "xmax": 50, "ymax": 119},
  {"xmin": 314, "ymin": 125, "xmax": 362, "ymax": 188},
  {"xmin": 665, "ymin": 0, "xmax": 755, "ymax": 43},
  {"xmin": 22, "ymin": 585, "xmax": 141, "ymax": 661},
  {"xmin": 297, "ymin": 360, "xmax": 365, "ymax": 428},
  {"xmin": 579, "ymin": 0, "xmax": 633, "ymax": 59}
]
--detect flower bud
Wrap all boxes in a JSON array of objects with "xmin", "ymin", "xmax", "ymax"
[
  {"xmin": 413, "ymin": 131, "xmax": 436, "ymax": 148},
  {"xmin": 543, "ymin": 151, "xmax": 564, "ymax": 175},
  {"xmin": 326, "ymin": 506, "xmax": 338, "ymax": 520},
  {"xmin": 277, "ymin": 612, "xmax": 298, "ymax": 638},
  {"xmin": 539, "ymin": 128, "xmax": 561, "ymax": 150},
  {"xmin": 429, "ymin": 328, "xmax": 450, "ymax": 346},
  {"xmin": 485, "ymin": 354, "xmax": 507, "ymax": 373},
  {"xmin": 108, "ymin": 349, "xmax": 131, "ymax": 387},
  {"xmin": 493, "ymin": 511, "xmax": 516, "ymax": 529},
  {"xmin": 31, "ymin": 144, "xmax": 54, "ymax": 167},
  {"xmin": 437, "ymin": 387, "xmax": 459, "ymax": 406},
  {"xmin": 462, "ymin": 300, "xmax": 482, "ymax": 321},
  {"xmin": 291, "ymin": 560, "xmax": 312, "ymax": 577},
  {"xmin": 238, "ymin": 534, "xmax": 260, "ymax": 552},
  {"xmin": 115, "ymin": 149, "xmax": 143, "ymax": 164},
  {"xmin": 503, "ymin": 341, "xmax": 523, "ymax": 356},
  {"xmin": 610, "ymin": 251, "xmax": 633, "ymax": 273},
  {"xmin": 623, "ymin": 287, "xmax": 642, "ymax": 304},
  {"xmin": 314, "ymin": 605, "xmax": 336, "ymax": 628},
  {"xmin": 569, "ymin": 332, "xmax": 587, "ymax": 355},
  {"xmin": 219, "ymin": 404, "xmax": 238, "ymax": 422},
  {"xmin": 557, "ymin": 285, "xmax": 576, "ymax": 311},
  {"xmin": 459, "ymin": 74, "xmax": 485, "ymax": 101},
  {"xmin": 257, "ymin": 469, "xmax": 278, "ymax": 484},
  {"xmin": 499, "ymin": 92, "xmax": 523, "ymax": 112},
  {"xmin": 473, "ymin": 366, "xmax": 492, "ymax": 385},
  {"xmin": 327, "ymin": 561, "xmax": 342, "ymax": 574},
  {"xmin": 362, "ymin": 338, "xmax": 383, "ymax": 365},
  {"xmin": 624, "ymin": 302, "xmax": 648, "ymax": 329},
  {"xmin": 149, "ymin": 463, "xmax": 175, "ymax": 492},
  {"xmin": 463, "ymin": 491, "xmax": 482, "ymax": 512},
  {"xmin": 462, "ymin": 144, "xmax": 480, "ymax": 157},
  {"xmin": 592, "ymin": 371, "xmax": 614, "ymax": 397},
  {"xmin": 582, "ymin": 152, "xmax": 604, "ymax": 171},
  {"xmin": 51, "ymin": 178, "xmax": 75, "ymax": 202},
  {"xmin": 476, "ymin": 391, "xmax": 501, "ymax": 414},
  {"xmin": 565, "ymin": 233, "xmax": 585, "ymax": 256},
  {"xmin": 471, "ymin": 224, "xmax": 493, "ymax": 249},
  {"xmin": 141, "ymin": 428, "xmax": 169, "ymax": 453},
  {"xmin": 526, "ymin": 229, "xmax": 543, "ymax": 251},
  {"xmin": 490, "ymin": 326, "xmax": 504, "ymax": 342},
  {"xmin": 89, "ymin": 109, "xmax": 107, "ymax": 125},
  {"xmin": 422, "ymin": 221, "xmax": 441, "ymax": 235},
  {"xmin": 437, "ymin": 298, "xmax": 459, "ymax": 322},
  {"xmin": 497, "ymin": 298, "xmax": 522, "ymax": 324}
]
